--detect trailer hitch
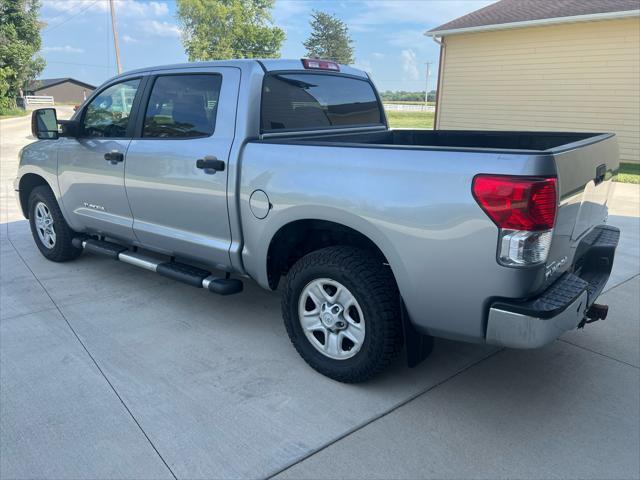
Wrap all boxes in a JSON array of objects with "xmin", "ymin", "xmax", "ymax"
[{"xmin": 578, "ymin": 303, "xmax": 609, "ymax": 329}]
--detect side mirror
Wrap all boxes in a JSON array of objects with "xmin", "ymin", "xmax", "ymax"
[{"xmin": 31, "ymin": 108, "xmax": 59, "ymax": 140}]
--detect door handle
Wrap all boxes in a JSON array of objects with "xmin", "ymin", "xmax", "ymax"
[
  {"xmin": 196, "ymin": 156, "xmax": 225, "ymax": 173},
  {"xmin": 104, "ymin": 151, "xmax": 124, "ymax": 164}
]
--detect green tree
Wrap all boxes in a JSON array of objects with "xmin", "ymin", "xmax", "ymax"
[
  {"xmin": 0, "ymin": 0, "xmax": 45, "ymax": 110},
  {"xmin": 303, "ymin": 10, "xmax": 354, "ymax": 64},
  {"xmin": 177, "ymin": 0, "xmax": 284, "ymax": 60}
]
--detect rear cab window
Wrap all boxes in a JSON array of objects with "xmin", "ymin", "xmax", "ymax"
[{"xmin": 261, "ymin": 73, "xmax": 384, "ymax": 133}]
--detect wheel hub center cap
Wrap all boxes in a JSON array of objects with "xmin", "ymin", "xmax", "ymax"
[
  {"xmin": 321, "ymin": 303, "xmax": 345, "ymax": 330},
  {"xmin": 321, "ymin": 313, "xmax": 335, "ymax": 326}
]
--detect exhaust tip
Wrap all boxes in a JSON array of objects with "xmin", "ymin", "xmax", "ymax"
[{"xmin": 586, "ymin": 303, "xmax": 608, "ymax": 322}]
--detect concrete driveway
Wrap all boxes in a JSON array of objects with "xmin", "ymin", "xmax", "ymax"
[{"xmin": 1, "ymin": 112, "xmax": 639, "ymax": 479}]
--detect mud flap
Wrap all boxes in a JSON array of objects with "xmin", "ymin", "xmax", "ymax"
[{"xmin": 401, "ymin": 300, "xmax": 434, "ymax": 368}]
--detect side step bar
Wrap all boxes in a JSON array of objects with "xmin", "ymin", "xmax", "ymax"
[{"xmin": 72, "ymin": 237, "xmax": 243, "ymax": 295}]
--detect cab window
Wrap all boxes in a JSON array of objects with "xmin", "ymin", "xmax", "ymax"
[
  {"xmin": 142, "ymin": 74, "xmax": 222, "ymax": 138},
  {"xmin": 261, "ymin": 73, "xmax": 383, "ymax": 132},
  {"xmin": 82, "ymin": 79, "xmax": 140, "ymax": 138}
]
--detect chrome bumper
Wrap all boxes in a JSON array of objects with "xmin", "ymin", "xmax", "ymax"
[
  {"xmin": 485, "ymin": 225, "xmax": 619, "ymax": 349},
  {"xmin": 486, "ymin": 290, "xmax": 588, "ymax": 348}
]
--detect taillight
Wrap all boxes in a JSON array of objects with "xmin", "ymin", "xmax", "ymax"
[
  {"xmin": 472, "ymin": 175, "xmax": 558, "ymax": 266},
  {"xmin": 302, "ymin": 58, "xmax": 340, "ymax": 71}
]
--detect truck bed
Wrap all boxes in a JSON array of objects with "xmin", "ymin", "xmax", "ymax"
[
  {"xmin": 266, "ymin": 129, "xmax": 612, "ymax": 153},
  {"xmin": 246, "ymin": 128, "xmax": 618, "ymax": 342}
]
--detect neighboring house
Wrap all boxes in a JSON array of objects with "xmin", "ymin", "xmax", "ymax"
[
  {"xmin": 427, "ymin": 0, "xmax": 640, "ymax": 164},
  {"xmin": 26, "ymin": 78, "xmax": 96, "ymax": 104}
]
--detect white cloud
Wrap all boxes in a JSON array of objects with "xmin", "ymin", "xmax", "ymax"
[
  {"xmin": 43, "ymin": 45, "xmax": 84, "ymax": 53},
  {"xmin": 349, "ymin": 0, "xmax": 495, "ymax": 31},
  {"xmin": 42, "ymin": 0, "xmax": 107, "ymax": 14},
  {"xmin": 42, "ymin": 0, "xmax": 169, "ymax": 18},
  {"xmin": 122, "ymin": 34, "xmax": 138, "ymax": 43},
  {"xmin": 273, "ymin": 0, "xmax": 314, "ymax": 32},
  {"xmin": 401, "ymin": 49, "xmax": 419, "ymax": 81},
  {"xmin": 125, "ymin": 1, "xmax": 169, "ymax": 17},
  {"xmin": 149, "ymin": 1, "xmax": 169, "ymax": 16},
  {"xmin": 140, "ymin": 20, "xmax": 181, "ymax": 38}
]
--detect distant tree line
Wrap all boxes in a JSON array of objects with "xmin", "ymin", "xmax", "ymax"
[{"xmin": 381, "ymin": 90, "xmax": 437, "ymax": 102}]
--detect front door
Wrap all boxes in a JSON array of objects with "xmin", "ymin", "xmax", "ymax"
[
  {"xmin": 57, "ymin": 77, "xmax": 143, "ymax": 242},
  {"xmin": 124, "ymin": 68, "xmax": 240, "ymax": 269}
]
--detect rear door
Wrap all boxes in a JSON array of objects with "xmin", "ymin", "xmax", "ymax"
[
  {"xmin": 57, "ymin": 77, "xmax": 144, "ymax": 241},
  {"xmin": 124, "ymin": 68, "xmax": 240, "ymax": 269}
]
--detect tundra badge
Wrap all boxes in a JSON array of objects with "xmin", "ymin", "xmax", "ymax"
[{"xmin": 83, "ymin": 202, "xmax": 105, "ymax": 211}]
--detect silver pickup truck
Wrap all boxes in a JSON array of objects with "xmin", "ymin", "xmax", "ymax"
[{"xmin": 16, "ymin": 59, "xmax": 620, "ymax": 382}]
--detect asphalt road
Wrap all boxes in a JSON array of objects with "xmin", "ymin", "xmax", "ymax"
[{"xmin": 1, "ymin": 112, "xmax": 639, "ymax": 479}]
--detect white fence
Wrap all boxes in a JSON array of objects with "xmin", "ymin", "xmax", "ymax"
[
  {"xmin": 22, "ymin": 96, "xmax": 55, "ymax": 108},
  {"xmin": 383, "ymin": 103, "xmax": 435, "ymax": 112}
]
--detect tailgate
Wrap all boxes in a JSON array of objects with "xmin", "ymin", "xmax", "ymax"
[{"xmin": 548, "ymin": 134, "xmax": 619, "ymax": 278}]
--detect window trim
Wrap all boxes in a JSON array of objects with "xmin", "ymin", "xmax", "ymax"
[
  {"xmin": 133, "ymin": 72, "xmax": 224, "ymax": 141},
  {"xmin": 77, "ymin": 76, "xmax": 147, "ymax": 140},
  {"xmin": 259, "ymin": 70, "xmax": 388, "ymax": 135}
]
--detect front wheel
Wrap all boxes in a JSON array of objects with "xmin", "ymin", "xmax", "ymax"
[
  {"xmin": 28, "ymin": 186, "xmax": 82, "ymax": 262},
  {"xmin": 282, "ymin": 246, "xmax": 402, "ymax": 383}
]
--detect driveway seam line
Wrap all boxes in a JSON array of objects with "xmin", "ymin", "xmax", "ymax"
[
  {"xmin": 6, "ymin": 233, "xmax": 178, "ymax": 480},
  {"xmin": 266, "ymin": 347, "xmax": 504, "ymax": 479},
  {"xmin": 559, "ymin": 338, "xmax": 639, "ymax": 369},
  {"xmin": 602, "ymin": 273, "xmax": 640, "ymax": 295}
]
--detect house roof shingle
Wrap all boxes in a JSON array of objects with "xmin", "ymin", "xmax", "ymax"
[
  {"xmin": 428, "ymin": 0, "xmax": 640, "ymax": 35},
  {"xmin": 28, "ymin": 77, "xmax": 96, "ymax": 91}
]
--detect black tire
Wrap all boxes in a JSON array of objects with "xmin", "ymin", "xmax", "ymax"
[
  {"xmin": 28, "ymin": 185, "xmax": 82, "ymax": 262},
  {"xmin": 282, "ymin": 246, "xmax": 402, "ymax": 383}
]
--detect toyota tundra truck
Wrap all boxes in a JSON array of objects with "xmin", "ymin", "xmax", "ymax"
[{"xmin": 16, "ymin": 59, "xmax": 620, "ymax": 382}]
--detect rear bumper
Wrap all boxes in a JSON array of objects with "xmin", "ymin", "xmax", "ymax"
[{"xmin": 485, "ymin": 225, "xmax": 620, "ymax": 348}]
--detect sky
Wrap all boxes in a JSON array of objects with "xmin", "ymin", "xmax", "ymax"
[{"xmin": 38, "ymin": 0, "xmax": 494, "ymax": 92}]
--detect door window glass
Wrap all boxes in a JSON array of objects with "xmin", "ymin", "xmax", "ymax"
[
  {"xmin": 142, "ymin": 74, "xmax": 222, "ymax": 138},
  {"xmin": 82, "ymin": 79, "xmax": 140, "ymax": 137}
]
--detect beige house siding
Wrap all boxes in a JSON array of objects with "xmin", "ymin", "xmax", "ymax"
[{"xmin": 437, "ymin": 17, "xmax": 640, "ymax": 164}]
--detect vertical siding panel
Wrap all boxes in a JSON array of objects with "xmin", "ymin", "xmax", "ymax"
[{"xmin": 438, "ymin": 17, "xmax": 640, "ymax": 163}]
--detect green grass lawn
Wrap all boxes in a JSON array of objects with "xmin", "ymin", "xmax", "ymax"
[
  {"xmin": 616, "ymin": 163, "xmax": 640, "ymax": 184},
  {"xmin": 386, "ymin": 110, "xmax": 434, "ymax": 129},
  {"xmin": 0, "ymin": 107, "xmax": 29, "ymax": 120}
]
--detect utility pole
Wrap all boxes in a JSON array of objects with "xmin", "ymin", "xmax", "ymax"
[
  {"xmin": 109, "ymin": 0, "xmax": 122, "ymax": 74},
  {"xmin": 424, "ymin": 62, "xmax": 432, "ymax": 105}
]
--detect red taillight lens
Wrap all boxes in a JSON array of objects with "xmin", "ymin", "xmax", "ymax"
[
  {"xmin": 302, "ymin": 58, "xmax": 340, "ymax": 71},
  {"xmin": 472, "ymin": 175, "xmax": 557, "ymax": 231}
]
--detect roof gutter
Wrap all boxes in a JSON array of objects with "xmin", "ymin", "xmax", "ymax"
[
  {"xmin": 426, "ymin": 9, "xmax": 640, "ymax": 37},
  {"xmin": 431, "ymin": 36, "xmax": 444, "ymax": 130}
]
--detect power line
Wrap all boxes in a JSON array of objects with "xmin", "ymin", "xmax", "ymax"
[{"xmin": 42, "ymin": 0, "xmax": 100, "ymax": 33}]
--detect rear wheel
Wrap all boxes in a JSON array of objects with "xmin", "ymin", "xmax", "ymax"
[
  {"xmin": 28, "ymin": 186, "xmax": 82, "ymax": 262},
  {"xmin": 282, "ymin": 246, "xmax": 402, "ymax": 383}
]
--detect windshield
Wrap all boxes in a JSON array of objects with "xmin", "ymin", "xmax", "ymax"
[{"xmin": 261, "ymin": 73, "xmax": 384, "ymax": 132}]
